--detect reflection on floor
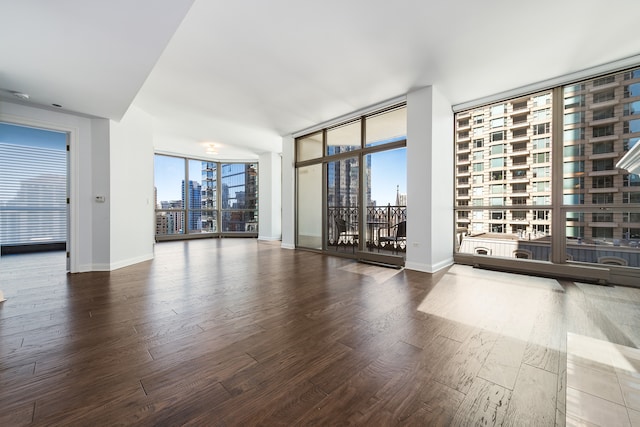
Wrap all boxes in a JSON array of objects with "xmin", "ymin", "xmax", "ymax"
[
  {"xmin": 419, "ymin": 265, "xmax": 640, "ymax": 426},
  {"xmin": 567, "ymin": 333, "xmax": 640, "ymax": 426}
]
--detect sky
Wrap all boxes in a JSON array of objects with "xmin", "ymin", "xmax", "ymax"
[
  {"xmin": 370, "ymin": 148, "xmax": 407, "ymax": 206},
  {"xmin": 0, "ymin": 123, "xmax": 67, "ymax": 202},
  {"xmin": 0, "ymin": 122, "xmax": 66, "ymax": 149}
]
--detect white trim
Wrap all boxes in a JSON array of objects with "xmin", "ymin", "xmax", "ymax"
[
  {"xmin": 110, "ymin": 253, "xmax": 154, "ymax": 271},
  {"xmin": 258, "ymin": 235, "xmax": 281, "ymax": 242},
  {"xmin": 280, "ymin": 243, "xmax": 295, "ymax": 250},
  {"xmin": 405, "ymin": 257, "xmax": 454, "ymax": 273},
  {"xmin": 452, "ymin": 54, "xmax": 640, "ymax": 112},
  {"xmin": 617, "ymin": 140, "xmax": 640, "ymax": 174},
  {"xmin": 0, "ymin": 112, "xmax": 80, "ymax": 273},
  {"xmin": 154, "ymin": 149, "xmax": 258, "ymax": 163},
  {"xmin": 291, "ymin": 94, "xmax": 407, "ymax": 138}
]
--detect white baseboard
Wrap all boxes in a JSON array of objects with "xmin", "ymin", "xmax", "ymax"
[
  {"xmin": 258, "ymin": 235, "xmax": 282, "ymax": 242},
  {"xmin": 75, "ymin": 253, "xmax": 154, "ymax": 273},
  {"xmin": 405, "ymin": 257, "xmax": 454, "ymax": 273},
  {"xmin": 281, "ymin": 243, "xmax": 295, "ymax": 250},
  {"xmin": 110, "ymin": 253, "xmax": 154, "ymax": 271}
]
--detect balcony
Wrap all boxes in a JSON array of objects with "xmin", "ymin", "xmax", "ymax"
[
  {"xmin": 588, "ymin": 169, "xmax": 619, "ymax": 177},
  {"xmin": 588, "ymin": 152, "xmax": 620, "ymax": 160},
  {"xmin": 327, "ymin": 205, "xmax": 407, "ymax": 252},
  {"xmin": 588, "ymin": 187, "xmax": 619, "ymax": 193},
  {"xmin": 588, "ymin": 116, "xmax": 619, "ymax": 127}
]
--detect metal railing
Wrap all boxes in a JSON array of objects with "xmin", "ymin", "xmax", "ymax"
[{"xmin": 328, "ymin": 205, "xmax": 407, "ymax": 251}]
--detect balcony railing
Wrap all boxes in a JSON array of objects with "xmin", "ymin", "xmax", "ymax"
[{"xmin": 328, "ymin": 205, "xmax": 407, "ymax": 252}]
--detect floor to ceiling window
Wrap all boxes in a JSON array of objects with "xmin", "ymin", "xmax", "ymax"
[
  {"xmin": 154, "ymin": 154, "xmax": 258, "ymax": 240},
  {"xmin": 454, "ymin": 66, "xmax": 640, "ymax": 284},
  {"xmin": 295, "ymin": 104, "xmax": 407, "ymax": 265}
]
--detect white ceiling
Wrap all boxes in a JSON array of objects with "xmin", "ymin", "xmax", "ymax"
[{"xmin": 3, "ymin": 0, "xmax": 640, "ymax": 159}]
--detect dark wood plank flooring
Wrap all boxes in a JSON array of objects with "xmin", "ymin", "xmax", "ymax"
[{"xmin": 0, "ymin": 239, "xmax": 639, "ymax": 426}]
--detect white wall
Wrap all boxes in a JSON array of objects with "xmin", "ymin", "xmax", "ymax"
[
  {"xmin": 405, "ymin": 86, "xmax": 454, "ymax": 272},
  {"xmin": 258, "ymin": 151, "xmax": 282, "ymax": 241},
  {"xmin": 109, "ymin": 106, "xmax": 155, "ymax": 269},
  {"xmin": 281, "ymin": 135, "xmax": 295, "ymax": 249},
  {"xmin": 90, "ymin": 118, "xmax": 111, "ymax": 269},
  {"xmin": 0, "ymin": 100, "xmax": 107, "ymax": 272}
]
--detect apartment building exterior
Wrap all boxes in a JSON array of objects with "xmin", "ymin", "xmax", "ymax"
[{"xmin": 454, "ymin": 67, "xmax": 640, "ymax": 265}]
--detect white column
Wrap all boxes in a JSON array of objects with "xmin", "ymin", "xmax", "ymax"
[
  {"xmin": 405, "ymin": 86, "xmax": 455, "ymax": 272},
  {"xmin": 258, "ymin": 151, "xmax": 282, "ymax": 241},
  {"xmin": 281, "ymin": 136, "xmax": 295, "ymax": 249}
]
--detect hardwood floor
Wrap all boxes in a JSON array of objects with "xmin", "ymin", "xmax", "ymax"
[{"xmin": 1, "ymin": 239, "xmax": 639, "ymax": 426}]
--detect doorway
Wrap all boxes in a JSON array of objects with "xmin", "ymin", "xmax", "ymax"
[
  {"xmin": 295, "ymin": 104, "xmax": 407, "ymax": 266},
  {"xmin": 0, "ymin": 122, "xmax": 69, "ymax": 270}
]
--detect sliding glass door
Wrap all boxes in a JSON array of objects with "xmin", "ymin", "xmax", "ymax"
[{"xmin": 295, "ymin": 104, "xmax": 407, "ymax": 265}]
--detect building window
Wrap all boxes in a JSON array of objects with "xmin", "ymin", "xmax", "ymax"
[
  {"xmin": 623, "ymin": 192, "xmax": 640, "ymax": 203},
  {"xmin": 564, "ymin": 128, "xmax": 585, "ymax": 141},
  {"xmin": 512, "ymin": 183, "xmax": 527, "ymax": 193},
  {"xmin": 512, "ymin": 100, "xmax": 528, "ymax": 110},
  {"xmin": 624, "ymin": 69, "xmax": 640, "ymax": 80},
  {"xmin": 592, "ymin": 193, "xmax": 614, "ymax": 204},
  {"xmin": 623, "ymin": 119, "xmax": 640, "ymax": 134},
  {"xmin": 564, "ymin": 177, "xmax": 584, "ymax": 190},
  {"xmin": 534, "ymin": 181, "xmax": 550, "ymax": 192},
  {"xmin": 593, "ymin": 90, "xmax": 615, "ymax": 103},
  {"xmin": 533, "ymin": 137, "xmax": 550, "ymax": 149},
  {"xmin": 592, "ymin": 212, "xmax": 614, "ymax": 222},
  {"xmin": 564, "ymin": 144, "xmax": 585, "ymax": 157},
  {"xmin": 533, "ymin": 94, "xmax": 551, "ymax": 106},
  {"xmin": 512, "ymin": 128, "xmax": 528, "ymax": 138},
  {"xmin": 533, "ymin": 152, "xmax": 551, "ymax": 163},
  {"xmin": 533, "ymin": 210, "xmax": 550, "ymax": 221},
  {"xmin": 491, "ymin": 104, "xmax": 505, "ymax": 116},
  {"xmin": 533, "ymin": 123, "xmax": 550, "ymax": 135},
  {"xmin": 593, "ymin": 176, "xmax": 614, "ymax": 188},
  {"xmin": 592, "ymin": 228, "xmax": 614, "ymax": 239},
  {"xmin": 592, "ymin": 107, "xmax": 615, "ymax": 121},
  {"xmin": 563, "ymin": 161, "xmax": 584, "ymax": 174},
  {"xmin": 490, "ymin": 131, "xmax": 506, "ymax": 142},
  {"xmin": 490, "ymin": 158, "xmax": 505, "ymax": 168},
  {"xmin": 593, "ymin": 141, "xmax": 614, "ymax": 154},
  {"xmin": 534, "ymin": 109, "xmax": 552, "ymax": 121},
  {"xmin": 564, "ymin": 95, "xmax": 585, "ymax": 109},
  {"xmin": 624, "ymin": 174, "xmax": 640, "ymax": 187},
  {"xmin": 623, "ymin": 101, "xmax": 640, "ymax": 116},
  {"xmin": 592, "ymin": 158, "xmax": 614, "ymax": 171},
  {"xmin": 624, "ymin": 83, "xmax": 640, "ymax": 98},
  {"xmin": 533, "ymin": 166, "xmax": 551, "ymax": 177},
  {"xmin": 593, "ymin": 124, "xmax": 614, "ymax": 137},
  {"xmin": 593, "ymin": 75, "xmax": 616, "ymax": 86},
  {"xmin": 490, "ymin": 145, "xmax": 505, "ymax": 155},
  {"xmin": 491, "ymin": 118, "xmax": 505, "ymax": 128}
]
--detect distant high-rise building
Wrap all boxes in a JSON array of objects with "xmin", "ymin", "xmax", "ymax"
[
  {"xmin": 454, "ymin": 67, "xmax": 640, "ymax": 263},
  {"xmin": 182, "ymin": 180, "xmax": 202, "ymax": 232}
]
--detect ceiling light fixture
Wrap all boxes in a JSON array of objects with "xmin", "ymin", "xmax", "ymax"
[
  {"xmin": 12, "ymin": 91, "xmax": 29, "ymax": 100},
  {"xmin": 204, "ymin": 142, "xmax": 218, "ymax": 155}
]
